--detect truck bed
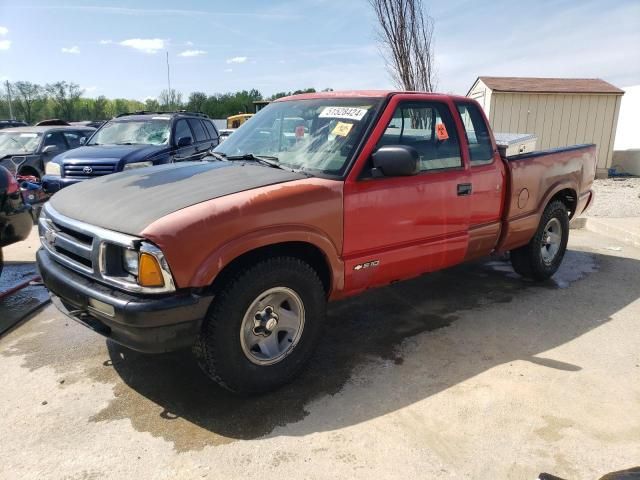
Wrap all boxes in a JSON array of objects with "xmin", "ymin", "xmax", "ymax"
[{"xmin": 497, "ymin": 144, "xmax": 597, "ymax": 252}]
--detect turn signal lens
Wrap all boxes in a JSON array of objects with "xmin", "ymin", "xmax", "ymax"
[{"xmin": 138, "ymin": 253, "xmax": 165, "ymax": 287}]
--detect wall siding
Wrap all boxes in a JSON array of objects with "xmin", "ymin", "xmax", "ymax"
[{"xmin": 480, "ymin": 91, "xmax": 621, "ymax": 171}]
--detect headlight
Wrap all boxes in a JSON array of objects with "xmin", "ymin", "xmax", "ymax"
[
  {"xmin": 45, "ymin": 162, "xmax": 61, "ymax": 175},
  {"xmin": 123, "ymin": 161, "xmax": 153, "ymax": 170},
  {"xmin": 122, "ymin": 248, "xmax": 139, "ymax": 275},
  {"xmin": 100, "ymin": 240, "xmax": 175, "ymax": 293}
]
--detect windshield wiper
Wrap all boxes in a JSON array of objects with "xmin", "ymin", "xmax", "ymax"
[
  {"xmin": 226, "ymin": 153, "xmax": 284, "ymax": 170},
  {"xmin": 115, "ymin": 142, "xmax": 136, "ymax": 145},
  {"xmin": 208, "ymin": 151, "xmax": 227, "ymax": 161}
]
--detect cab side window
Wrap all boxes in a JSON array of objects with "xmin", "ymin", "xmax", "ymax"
[
  {"xmin": 174, "ymin": 119, "xmax": 192, "ymax": 144},
  {"xmin": 456, "ymin": 103, "xmax": 494, "ymax": 165},
  {"xmin": 63, "ymin": 131, "xmax": 88, "ymax": 148},
  {"xmin": 43, "ymin": 132, "xmax": 68, "ymax": 151},
  {"xmin": 376, "ymin": 102, "xmax": 462, "ymax": 172}
]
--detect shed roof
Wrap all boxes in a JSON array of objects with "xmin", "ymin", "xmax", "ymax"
[{"xmin": 473, "ymin": 77, "xmax": 624, "ymax": 95}]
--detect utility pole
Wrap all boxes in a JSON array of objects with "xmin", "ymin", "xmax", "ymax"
[
  {"xmin": 166, "ymin": 51, "xmax": 171, "ymax": 109},
  {"xmin": 5, "ymin": 80, "xmax": 13, "ymax": 119}
]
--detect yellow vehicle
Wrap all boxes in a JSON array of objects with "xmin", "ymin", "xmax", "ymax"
[{"xmin": 226, "ymin": 113, "xmax": 253, "ymax": 129}]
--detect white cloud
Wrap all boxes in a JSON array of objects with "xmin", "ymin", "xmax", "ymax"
[
  {"xmin": 185, "ymin": 41, "xmax": 194, "ymax": 46},
  {"xmin": 99, "ymin": 39, "xmax": 113, "ymax": 45},
  {"xmin": 226, "ymin": 56, "xmax": 247, "ymax": 64},
  {"xmin": 0, "ymin": 26, "xmax": 8, "ymax": 36},
  {"xmin": 0, "ymin": 40, "xmax": 11, "ymax": 50},
  {"xmin": 61, "ymin": 46, "xmax": 80, "ymax": 54},
  {"xmin": 179, "ymin": 49, "xmax": 207, "ymax": 57},
  {"xmin": 119, "ymin": 38, "xmax": 164, "ymax": 54},
  {"xmin": 224, "ymin": 68, "xmax": 233, "ymax": 73}
]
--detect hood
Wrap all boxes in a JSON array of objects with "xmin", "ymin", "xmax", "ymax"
[
  {"xmin": 48, "ymin": 161, "xmax": 305, "ymax": 235},
  {"xmin": 54, "ymin": 144, "xmax": 167, "ymax": 165}
]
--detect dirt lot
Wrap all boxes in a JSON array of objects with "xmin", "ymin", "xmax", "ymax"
[
  {"xmin": 587, "ymin": 177, "xmax": 640, "ymax": 217},
  {"xmin": 1, "ymin": 228, "xmax": 639, "ymax": 479}
]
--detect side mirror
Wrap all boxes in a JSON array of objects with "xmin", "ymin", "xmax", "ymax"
[
  {"xmin": 177, "ymin": 136, "xmax": 193, "ymax": 148},
  {"xmin": 42, "ymin": 145, "xmax": 59, "ymax": 155},
  {"xmin": 371, "ymin": 145, "xmax": 419, "ymax": 177},
  {"xmin": 79, "ymin": 137, "xmax": 86, "ymax": 145}
]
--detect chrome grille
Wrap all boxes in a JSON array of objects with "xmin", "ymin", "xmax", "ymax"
[
  {"xmin": 63, "ymin": 163, "xmax": 116, "ymax": 178},
  {"xmin": 39, "ymin": 204, "xmax": 137, "ymax": 282},
  {"xmin": 39, "ymin": 204, "xmax": 176, "ymax": 294}
]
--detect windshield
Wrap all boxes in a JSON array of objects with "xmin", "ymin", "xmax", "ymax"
[
  {"xmin": 215, "ymin": 98, "xmax": 382, "ymax": 176},
  {"xmin": 0, "ymin": 131, "xmax": 42, "ymax": 156},
  {"xmin": 88, "ymin": 119, "xmax": 170, "ymax": 146}
]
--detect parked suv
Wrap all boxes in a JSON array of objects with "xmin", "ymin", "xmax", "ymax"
[
  {"xmin": 42, "ymin": 112, "xmax": 219, "ymax": 192},
  {"xmin": 0, "ymin": 126, "xmax": 95, "ymax": 179},
  {"xmin": 0, "ymin": 120, "xmax": 28, "ymax": 130}
]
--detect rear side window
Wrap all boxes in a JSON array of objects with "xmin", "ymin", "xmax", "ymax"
[
  {"xmin": 188, "ymin": 119, "xmax": 207, "ymax": 142},
  {"xmin": 456, "ymin": 103, "xmax": 494, "ymax": 165},
  {"xmin": 376, "ymin": 102, "xmax": 462, "ymax": 172},
  {"xmin": 203, "ymin": 120, "xmax": 217, "ymax": 139},
  {"xmin": 174, "ymin": 119, "xmax": 192, "ymax": 143}
]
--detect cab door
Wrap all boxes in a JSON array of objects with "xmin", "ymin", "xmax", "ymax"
[
  {"xmin": 172, "ymin": 118, "xmax": 198, "ymax": 162},
  {"xmin": 342, "ymin": 95, "xmax": 471, "ymax": 294}
]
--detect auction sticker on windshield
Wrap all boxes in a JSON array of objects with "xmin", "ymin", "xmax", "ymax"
[{"xmin": 319, "ymin": 106, "xmax": 369, "ymax": 121}]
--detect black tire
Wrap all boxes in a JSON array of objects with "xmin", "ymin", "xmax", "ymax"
[
  {"xmin": 196, "ymin": 256, "xmax": 326, "ymax": 394},
  {"xmin": 510, "ymin": 200, "xmax": 569, "ymax": 281}
]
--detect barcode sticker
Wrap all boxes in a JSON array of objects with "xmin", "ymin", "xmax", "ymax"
[{"xmin": 319, "ymin": 106, "xmax": 369, "ymax": 121}]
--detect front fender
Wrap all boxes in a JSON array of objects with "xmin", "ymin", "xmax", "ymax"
[{"xmin": 190, "ymin": 224, "xmax": 344, "ymax": 297}]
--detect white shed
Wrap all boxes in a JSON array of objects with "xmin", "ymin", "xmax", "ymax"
[{"xmin": 467, "ymin": 77, "xmax": 624, "ymax": 177}]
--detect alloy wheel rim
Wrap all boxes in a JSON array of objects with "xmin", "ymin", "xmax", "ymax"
[
  {"xmin": 240, "ymin": 286, "xmax": 305, "ymax": 366},
  {"xmin": 541, "ymin": 217, "xmax": 562, "ymax": 265}
]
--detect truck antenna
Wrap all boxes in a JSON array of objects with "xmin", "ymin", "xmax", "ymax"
[{"xmin": 166, "ymin": 51, "xmax": 172, "ymax": 109}]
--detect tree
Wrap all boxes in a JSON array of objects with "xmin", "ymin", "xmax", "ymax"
[
  {"xmin": 269, "ymin": 88, "xmax": 316, "ymax": 101},
  {"xmin": 45, "ymin": 81, "xmax": 84, "ymax": 120},
  {"xmin": 158, "ymin": 89, "xmax": 183, "ymax": 110},
  {"xmin": 12, "ymin": 81, "xmax": 44, "ymax": 124},
  {"xmin": 369, "ymin": 0, "xmax": 436, "ymax": 92},
  {"xmin": 91, "ymin": 95, "xmax": 109, "ymax": 119},
  {"xmin": 187, "ymin": 91, "xmax": 207, "ymax": 112},
  {"xmin": 144, "ymin": 98, "xmax": 161, "ymax": 112}
]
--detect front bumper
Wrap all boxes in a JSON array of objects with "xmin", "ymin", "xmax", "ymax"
[
  {"xmin": 37, "ymin": 248, "xmax": 214, "ymax": 353},
  {"xmin": 42, "ymin": 175, "xmax": 83, "ymax": 193}
]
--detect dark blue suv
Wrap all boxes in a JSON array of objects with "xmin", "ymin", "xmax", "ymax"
[{"xmin": 43, "ymin": 111, "xmax": 219, "ymax": 192}]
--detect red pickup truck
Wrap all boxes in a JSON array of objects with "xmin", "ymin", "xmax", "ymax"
[{"xmin": 37, "ymin": 91, "xmax": 596, "ymax": 393}]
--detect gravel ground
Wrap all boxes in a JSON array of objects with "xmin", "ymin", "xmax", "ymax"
[{"xmin": 585, "ymin": 178, "xmax": 640, "ymax": 217}]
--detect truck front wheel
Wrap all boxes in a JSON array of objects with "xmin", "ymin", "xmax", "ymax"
[
  {"xmin": 196, "ymin": 256, "xmax": 326, "ymax": 394},
  {"xmin": 510, "ymin": 200, "xmax": 569, "ymax": 281}
]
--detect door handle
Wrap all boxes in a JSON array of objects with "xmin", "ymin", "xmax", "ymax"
[{"xmin": 457, "ymin": 183, "xmax": 472, "ymax": 196}]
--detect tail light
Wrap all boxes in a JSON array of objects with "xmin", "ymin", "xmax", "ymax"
[{"xmin": 1, "ymin": 166, "xmax": 19, "ymax": 195}]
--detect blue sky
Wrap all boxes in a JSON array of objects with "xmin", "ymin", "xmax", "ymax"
[{"xmin": 0, "ymin": 0, "xmax": 638, "ymax": 100}]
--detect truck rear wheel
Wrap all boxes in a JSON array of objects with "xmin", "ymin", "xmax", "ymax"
[
  {"xmin": 196, "ymin": 256, "xmax": 326, "ymax": 394},
  {"xmin": 510, "ymin": 200, "xmax": 569, "ymax": 281}
]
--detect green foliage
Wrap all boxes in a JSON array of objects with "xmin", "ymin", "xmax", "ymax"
[{"xmin": 0, "ymin": 81, "xmax": 323, "ymax": 123}]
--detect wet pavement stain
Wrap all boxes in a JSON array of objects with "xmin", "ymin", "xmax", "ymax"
[{"xmin": 1, "ymin": 250, "xmax": 602, "ymax": 452}]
